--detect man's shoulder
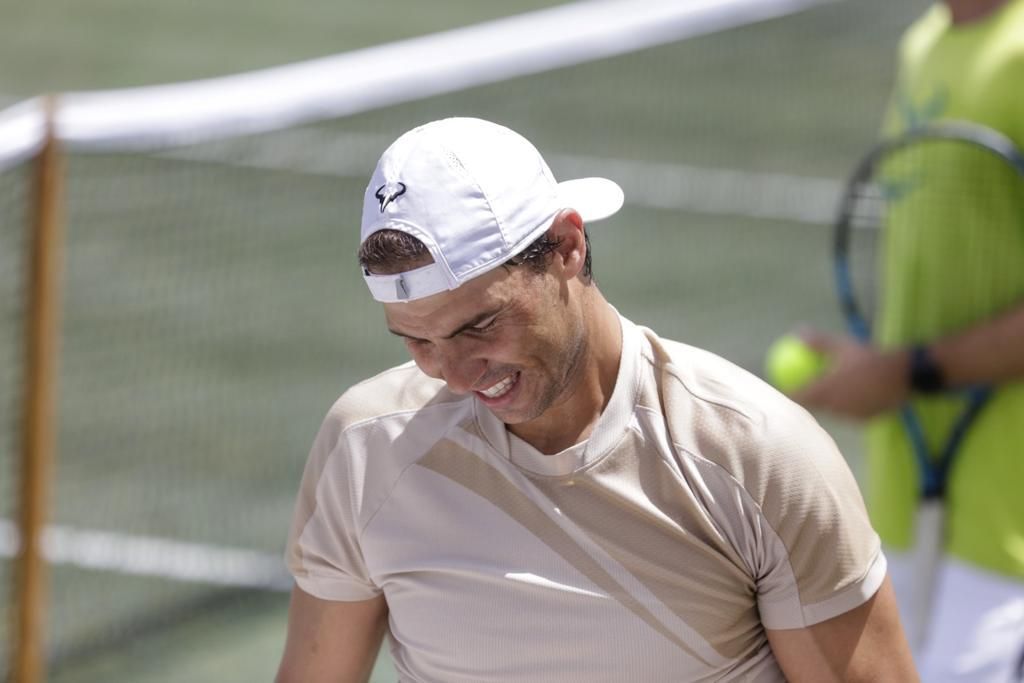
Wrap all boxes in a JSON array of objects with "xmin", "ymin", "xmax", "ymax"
[
  {"xmin": 637, "ymin": 327, "xmax": 841, "ymax": 492},
  {"xmin": 327, "ymin": 362, "xmax": 467, "ymax": 430},
  {"xmin": 305, "ymin": 364, "xmax": 475, "ymax": 498},
  {"xmin": 638, "ymin": 328, "xmax": 783, "ymax": 424}
]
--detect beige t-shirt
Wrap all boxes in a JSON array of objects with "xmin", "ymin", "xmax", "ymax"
[{"xmin": 286, "ymin": 317, "xmax": 885, "ymax": 682}]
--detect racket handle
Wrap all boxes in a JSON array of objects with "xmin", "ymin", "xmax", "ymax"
[{"xmin": 908, "ymin": 499, "xmax": 944, "ymax": 649}]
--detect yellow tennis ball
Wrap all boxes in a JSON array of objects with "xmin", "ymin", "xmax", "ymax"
[{"xmin": 764, "ymin": 334, "xmax": 828, "ymax": 394}]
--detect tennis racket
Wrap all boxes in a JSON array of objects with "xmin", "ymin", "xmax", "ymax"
[{"xmin": 833, "ymin": 121, "xmax": 1024, "ymax": 647}]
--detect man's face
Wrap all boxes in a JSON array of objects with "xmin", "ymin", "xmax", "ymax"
[{"xmin": 384, "ymin": 264, "xmax": 586, "ymax": 427}]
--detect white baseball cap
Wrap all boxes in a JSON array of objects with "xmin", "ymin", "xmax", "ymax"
[{"xmin": 359, "ymin": 117, "xmax": 624, "ymax": 303}]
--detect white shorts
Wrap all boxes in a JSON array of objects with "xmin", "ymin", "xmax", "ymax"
[{"xmin": 887, "ymin": 549, "xmax": 1024, "ymax": 682}]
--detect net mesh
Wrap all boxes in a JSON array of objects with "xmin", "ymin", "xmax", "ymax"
[
  {"xmin": 46, "ymin": 146, "xmax": 351, "ymax": 661},
  {"xmin": 0, "ymin": 0, "xmax": 932, "ymax": 675}
]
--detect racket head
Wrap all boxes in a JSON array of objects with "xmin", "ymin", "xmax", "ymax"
[{"xmin": 834, "ymin": 121, "xmax": 1024, "ymax": 346}]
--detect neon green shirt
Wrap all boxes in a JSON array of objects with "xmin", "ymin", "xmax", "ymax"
[{"xmin": 870, "ymin": 0, "xmax": 1024, "ymax": 578}]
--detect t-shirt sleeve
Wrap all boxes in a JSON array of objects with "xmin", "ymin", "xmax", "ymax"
[
  {"xmin": 284, "ymin": 409, "xmax": 382, "ymax": 601},
  {"xmin": 660, "ymin": 344, "xmax": 887, "ymax": 631},
  {"xmin": 746, "ymin": 405, "xmax": 886, "ymax": 629}
]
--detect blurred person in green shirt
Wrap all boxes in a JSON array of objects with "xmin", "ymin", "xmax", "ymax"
[{"xmin": 795, "ymin": 0, "xmax": 1024, "ymax": 680}]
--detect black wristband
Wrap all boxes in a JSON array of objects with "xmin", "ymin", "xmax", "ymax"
[{"xmin": 909, "ymin": 345, "xmax": 945, "ymax": 394}]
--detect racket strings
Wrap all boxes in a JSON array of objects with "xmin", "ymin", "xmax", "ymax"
[{"xmin": 839, "ymin": 133, "xmax": 1024, "ymax": 468}]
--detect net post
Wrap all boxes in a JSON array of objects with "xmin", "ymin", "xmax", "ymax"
[{"xmin": 11, "ymin": 95, "xmax": 66, "ymax": 683}]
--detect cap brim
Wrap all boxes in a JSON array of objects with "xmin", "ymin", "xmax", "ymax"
[{"xmin": 557, "ymin": 177, "xmax": 624, "ymax": 223}]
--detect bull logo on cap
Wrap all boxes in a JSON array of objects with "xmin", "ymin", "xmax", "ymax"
[{"xmin": 375, "ymin": 182, "xmax": 407, "ymax": 212}]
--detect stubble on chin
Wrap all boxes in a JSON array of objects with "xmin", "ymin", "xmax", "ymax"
[{"xmin": 525, "ymin": 328, "xmax": 590, "ymax": 424}]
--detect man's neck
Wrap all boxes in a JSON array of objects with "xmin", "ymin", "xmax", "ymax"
[{"xmin": 946, "ymin": 0, "xmax": 1011, "ymax": 25}]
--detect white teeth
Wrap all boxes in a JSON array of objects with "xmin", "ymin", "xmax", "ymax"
[{"xmin": 481, "ymin": 374, "xmax": 516, "ymax": 399}]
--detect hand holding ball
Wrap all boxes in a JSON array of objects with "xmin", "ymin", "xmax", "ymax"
[{"xmin": 765, "ymin": 334, "xmax": 828, "ymax": 394}]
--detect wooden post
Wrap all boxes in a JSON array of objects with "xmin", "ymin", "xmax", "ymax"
[{"xmin": 11, "ymin": 95, "xmax": 65, "ymax": 683}]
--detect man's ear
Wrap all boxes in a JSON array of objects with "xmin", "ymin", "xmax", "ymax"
[{"xmin": 549, "ymin": 209, "xmax": 586, "ymax": 280}]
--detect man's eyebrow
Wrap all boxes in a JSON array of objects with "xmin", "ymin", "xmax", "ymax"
[{"xmin": 388, "ymin": 309, "xmax": 501, "ymax": 342}]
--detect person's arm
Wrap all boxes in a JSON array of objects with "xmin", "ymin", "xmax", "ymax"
[
  {"xmin": 766, "ymin": 576, "xmax": 918, "ymax": 682},
  {"xmin": 275, "ymin": 586, "xmax": 389, "ymax": 683},
  {"xmin": 794, "ymin": 301, "xmax": 1024, "ymax": 419}
]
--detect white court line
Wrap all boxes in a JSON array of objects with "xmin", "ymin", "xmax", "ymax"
[
  {"xmin": 0, "ymin": 518, "xmax": 292, "ymax": 592},
  {"xmin": 162, "ymin": 128, "xmax": 844, "ymax": 225}
]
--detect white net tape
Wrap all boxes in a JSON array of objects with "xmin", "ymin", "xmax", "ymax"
[{"xmin": 0, "ymin": 0, "xmax": 831, "ymax": 168}]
